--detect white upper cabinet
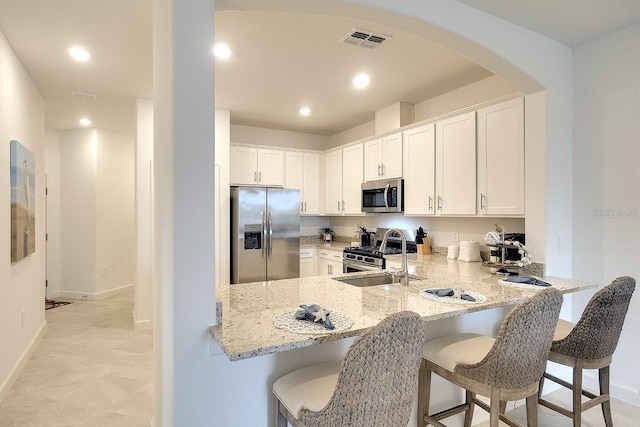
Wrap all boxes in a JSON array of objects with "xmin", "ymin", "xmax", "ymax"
[
  {"xmin": 324, "ymin": 149, "xmax": 343, "ymax": 215},
  {"xmin": 364, "ymin": 132, "xmax": 403, "ymax": 181},
  {"xmin": 403, "ymin": 124, "xmax": 436, "ymax": 215},
  {"xmin": 229, "ymin": 146, "xmax": 259, "ymax": 185},
  {"xmin": 342, "ymin": 143, "xmax": 364, "ymax": 215},
  {"xmin": 286, "ymin": 151, "xmax": 320, "ymax": 215},
  {"xmin": 381, "ymin": 132, "xmax": 403, "ymax": 178},
  {"xmin": 364, "ymin": 138, "xmax": 383, "ymax": 182},
  {"xmin": 324, "ymin": 144, "xmax": 364, "ymax": 216},
  {"xmin": 435, "ymin": 112, "xmax": 477, "ymax": 215},
  {"xmin": 230, "ymin": 146, "xmax": 284, "ymax": 186},
  {"xmin": 302, "ymin": 153, "xmax": 320, "ymax": 215},
  {"xmin": 477, "ymin": 97, "xmax": 524, "ymax": 216}
]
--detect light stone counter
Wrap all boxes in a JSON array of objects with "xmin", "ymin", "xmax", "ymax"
[{"xmin": 210, "ymin": 254, "xmax": 595, "ymax": 361}]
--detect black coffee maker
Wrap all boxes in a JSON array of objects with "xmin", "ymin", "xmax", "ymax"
[{"xmin": 359, "ymin": 227, "xmax": 371, "ymax": 247}]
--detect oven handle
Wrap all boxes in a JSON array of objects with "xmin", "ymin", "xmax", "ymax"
[{"xmin": 384, "ymin": 184, "xmax": 390, "ymax": 211}]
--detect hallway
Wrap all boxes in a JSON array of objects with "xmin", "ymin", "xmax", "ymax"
[{"xmin": 0, "ymin": 288, "xmax": 152, "ymax": 426}]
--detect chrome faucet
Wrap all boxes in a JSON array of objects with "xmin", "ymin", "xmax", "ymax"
[{"xmin": 379, "ymin": 228, "xmax": 409, "ymax": 285}]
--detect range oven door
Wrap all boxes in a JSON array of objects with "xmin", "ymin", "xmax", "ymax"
[
  {"xmin": 361, "ymin": 179, "xmax": 403, "ymax": 213},
  {"xmin": 342, "ymin": 258, "xmax": 384, "ymax": 274}
]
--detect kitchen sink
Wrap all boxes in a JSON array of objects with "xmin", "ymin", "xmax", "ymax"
[{"xmin": 334, "ymin": 273, "xmax": 416, "ymax": 287}]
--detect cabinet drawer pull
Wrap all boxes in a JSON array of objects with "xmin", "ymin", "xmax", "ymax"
[
  {"xmin": 480, "ymin": 193, "xmax": 486, "ymax": 210},
  {"xmin": 437, "ymin": 196, "xmax": 442, "ymax": 211},
  {"xmin": 428, "ymin": 196, "xmax": 433, "ymax": 211}
]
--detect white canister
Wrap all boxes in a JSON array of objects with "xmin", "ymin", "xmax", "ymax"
[
  {"xmin": 447, "ymin": 244, "xmax": 460, "ymax": 260},
  {"xmin": 458, "ymin": 240, "xmax": 482, "ymax": 262}
]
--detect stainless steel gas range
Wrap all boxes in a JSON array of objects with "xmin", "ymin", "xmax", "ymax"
[{"xmin": 342, "ymin": 228, "xmax": 417, "ymax": 273}]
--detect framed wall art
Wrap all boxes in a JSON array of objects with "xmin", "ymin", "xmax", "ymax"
[{"xmin": 10, "ymin": 140, "xmax": 36, "ymax": 262}]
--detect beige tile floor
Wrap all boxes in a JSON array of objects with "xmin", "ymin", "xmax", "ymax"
[
  {"xmin": 473, "ymin": 387, "xmax": 640, "ymax": 426},
  {"xmin": 3, "ymin": 288, "xmax": 639, "ymax": 426},
  {"xmin": 0, "ymin": 288, "xmax": 152, "ymax": 427}
]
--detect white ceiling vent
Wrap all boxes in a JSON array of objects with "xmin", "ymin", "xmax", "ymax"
[{"xmin": 339, "ymin": 28, "xmax": 391, "ymax": 49}]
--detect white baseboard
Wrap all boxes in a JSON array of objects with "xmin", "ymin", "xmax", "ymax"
[
  {"xmin": 133, "ymin": 309, "xmax": 153, "ymax": 331},
  {"xmin": 0, "ymin": 321, "xmax": 47, "ymax": 404},
  {"xmin": 583, "ymin": 371, "xmax": 640, "ymax": 406},
  {"xmin": 55, "ymin": 283, "xmax": 134, "ymax": 301}
]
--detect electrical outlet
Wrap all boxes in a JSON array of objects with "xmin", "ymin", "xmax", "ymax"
[
  {"xmin": 21, "ymin": 309, "xmax": 25, "ymax": 327},
  {"xmin": 557, "ymin": 234, "xmax": 566, "ymax": 253}
]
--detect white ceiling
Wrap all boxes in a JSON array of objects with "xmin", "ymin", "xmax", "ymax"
[{"xmin": 0, "ymin": 1, "xmax": 639, "ymax": 137}]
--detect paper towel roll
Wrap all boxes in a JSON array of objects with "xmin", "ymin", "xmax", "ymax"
[
  {"xmin": 458, "ymin": 240, "xmax": 482, "ymax": 262},
  {"xmin": 447, "ymin": 244, "xmax": 459, "ymax": 259}
]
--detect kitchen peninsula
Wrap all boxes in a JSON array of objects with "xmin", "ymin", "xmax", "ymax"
[{"xmin": 210, "ymin": 253, "xmax": 595, "ymax": 361}]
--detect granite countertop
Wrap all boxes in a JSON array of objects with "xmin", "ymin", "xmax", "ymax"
[{"xmin": 210, "ymin": 254, "xmax": 595, "ymax": 361}]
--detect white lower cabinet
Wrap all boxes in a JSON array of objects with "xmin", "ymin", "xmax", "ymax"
[
  {"xmin": 318, "ymin": 249, "xmax": 343, "ymax": 276},
  {"xmin": 299, "ymin": 247, "xmax": 317, "ymax": 278}
]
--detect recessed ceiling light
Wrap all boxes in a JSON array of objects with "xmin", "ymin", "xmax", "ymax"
[
  {"xmin": 213, "ymin": 44, "xmax": 232, "ymax": 60},
  {"xmin": 79, "ymin": 118, "xmax": 92, "ymax": 126},
  {"xmin": 353, "ymin": 74, "xmax": 370, "ymax": 89},
  {"xmin": 299, "ymin": 107, "xmax": 311, "ymax": 116},
  {"xmin": 69, "ymin": 47, "xmax": 91, "ymax": 62}
]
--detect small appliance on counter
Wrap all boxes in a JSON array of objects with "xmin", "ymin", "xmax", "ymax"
[
  {"xmin": 483, "ymin": 224, "xmax": 526, "ymax": 275},
  {"xmin": 342, "ymin": 227, "xmax": 416, "ymax": 273}
]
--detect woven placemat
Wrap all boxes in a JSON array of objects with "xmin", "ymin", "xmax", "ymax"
[
  {"xmin": 498, "ymin": 277, "xmax": 563, "ymax": 290},
  {"xmin": 419, "ymin": 289, "xmax": 487, "ymax": 305},
  {"xmin": 273, "ymin": 310, "xmax": 353, "ymax": 334}
]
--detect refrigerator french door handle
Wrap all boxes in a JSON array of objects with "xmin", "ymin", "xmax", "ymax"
[
  {"xmin": 268, "ymin": 212, "xmax": 273, "ymax": 259},
  {"xmin": 261, "ymin": 211, "xmax": 266, "ymax": 260},
  {"xmin": 384, "ymin": 184, "xmax": 390, "ymax": 211}
]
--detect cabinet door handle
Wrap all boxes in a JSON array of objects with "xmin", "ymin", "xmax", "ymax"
[
  {"xmin": 304, "ymin": 202, "xmax": 307, "ymax": 212},
  {"xmin": 300, "ymin": 202, "xmax": 303, "ymax": 212},
  {"xmin": 378, "ymin": 164, "xmax": 382, "ymax": 177},
  {"xmin": 480, "ymin": 193, "xmax": 486, "ymax": 210},
  {"xmin": 337, "ymin": 200, "xmax": 340, "ymax": 211},
  {"xmin": 428, "ymin": 196, "xmax": 433, "ymax": 211},
  {"xmin": 258, "ymin": 171, "xmax": 262, "ymax": 183},
  {"xmin": 381, "ymin": 164, "xmax": 385, "ymax": 177},
  {"xmin": 437, "ymin": 196, "xmax": 442, "ymax": 211},
  {"xmin": 329, "ymin": 264, "xmax": 332, "ymax": 275},
  {"xmin": 342, "ymin": 200, "xmax": 345, "ymax": 211},
  {"xmin": 254, "ymin": 171, "xmax": 258, "ymax": 183}
]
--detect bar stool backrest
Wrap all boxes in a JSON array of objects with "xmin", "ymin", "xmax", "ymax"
[
  {"xmin": 455, "ymin": 288, "xmax": 563, "ymax": 389},
  {"xmin": 299, "ymin": 311, "xmax": 425, "ymax": 427},
  {"xmin": 551, "ymin": 276, "xmax": 636, "ymax": 360}
]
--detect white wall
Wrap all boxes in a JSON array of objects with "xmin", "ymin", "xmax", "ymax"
[
  {"xmin": 230, "ymin": 123, "xmax": 328, "ymax": 150},
  {"xmin": 0, "ymin": 29, "xmax": 46, "ymax": 401},
  {"xmin": 326, "ymin": 120, "xmax": 375, "ymax": 148},
  {"xmin": 58, "ymin": 128, "xmax": 135, "ymax": 299},
  {"xmin": 44, "ymin": 129, "xmax": 61, "ymax": 299},
  {"xmin": 95, "ymin": 129, "xmax": 135, "ymax": 294},
  {"xmin": 155, "ymin": 0, "xmax": 576, "ymax": 425},
  {"xmin": 135, "ymin": 99, "xmax": 154, "ymax": 330},
  {"xmin": 329, "ymin": 215, "xmax": 525, "ymax": 253},
  {"xmin": 59, "ymin": 128, "xmax": 98, "ymax": 297},
  {"xmin": 572, "ymin": 22, "xmax": 640, "ymax": 404},
  {"xmin": 414, "ymin": 75, "xmax": 517, "ymax": 122}
]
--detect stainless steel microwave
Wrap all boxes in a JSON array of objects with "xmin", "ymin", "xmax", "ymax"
[{"xmin": 361, "ymin": 178, "xmax": 404, "ymax": 213}]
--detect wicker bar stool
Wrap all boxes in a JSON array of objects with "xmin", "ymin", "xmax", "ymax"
[
  {"xmin": 272, "ymin": 311, "xmax": 425, "ymax": 427},
  {"xmin": 538, "ymin": 276, "xmax": 636, "ymax": 427},
  {"xmin": 418, "ymin": 288, "xmax": 563, "ymax": 427}
]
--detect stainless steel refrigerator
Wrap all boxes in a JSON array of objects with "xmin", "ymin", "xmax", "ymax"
[{"xmin": 230, "ymin": 187, "xmax": 300, "ymax": 284}]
